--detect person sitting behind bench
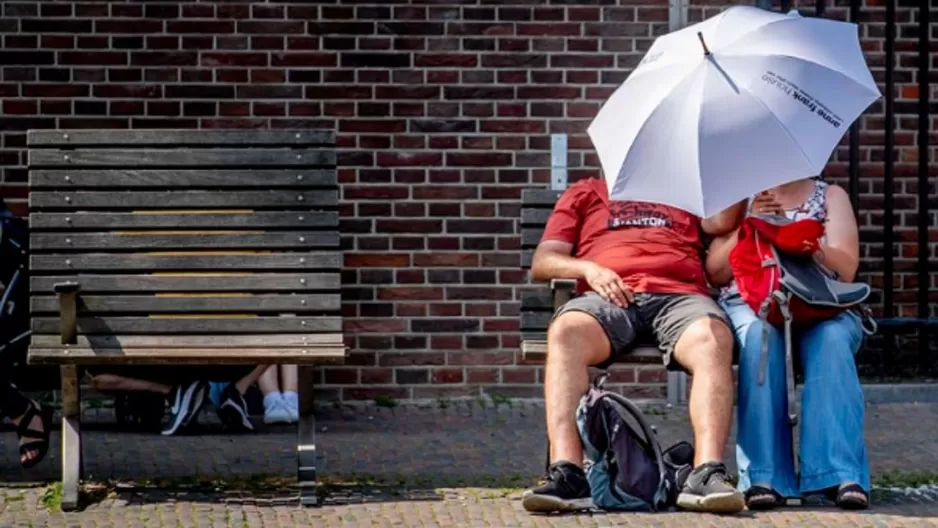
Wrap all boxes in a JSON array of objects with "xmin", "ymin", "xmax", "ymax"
[
  {"xmin": 521, "ymin": 177, "xmax": 744, "ymax": 515},
  {"xmin": 88, "ymin": 365, "xmax": 269, "ymax": 436}
]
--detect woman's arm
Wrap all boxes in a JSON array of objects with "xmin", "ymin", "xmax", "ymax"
[
  {"xmin": 816, "ymin": 184, "xmax": 860, "ymax": 282},
  {"xmin": 701, "ymin": 200, "xmax": 747, "ymax": 236},
  {"xmin": 705, "ymin": 229, "xmax": 739, "ymax": 287}
]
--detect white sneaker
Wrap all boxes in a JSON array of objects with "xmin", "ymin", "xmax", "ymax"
[{"xmin": 263, "ymin": 399, "xmax": 292, "ymax": 425}]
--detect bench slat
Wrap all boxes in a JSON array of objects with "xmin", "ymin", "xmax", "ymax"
[
  {"xmin": 521, "ymin": 290, "xmax": 554, "ymax": 311},
  {"xmin": 520, "ymin": 208, "xmax": 552, "ymax": 226},
  {"xmin": 30, "ymin": 169, "xmax": 337, "ymax": 189},
  {"xmin": 30, "ymin": 294, "xmax": 341, "ymax": 314},
  {"xmin": 32, "ymin": 316, "xmax": 342, "ymax": 335},
  {"xmin": 27, "ymin": 129, "xmax": 335, "ymax": 147},
  {"xmin": 29, "ymin": 149, "xmax": 335, "ymax": 168},
  {"xmin": 30, "ymin": 334, "xmax": 344, "ymax": 348},
  {"xmin": 29, "ymin": 190, "xmax": 339, "ymax": 210},
  {"xmin": 31, "ymin": 273, "xmax": 339, "ymax": 293},
  {"xmin": 30, "ymin": 253, "xmax": 341, "ymax": 272},
  {"xmin": 522, "ymin": 340, "xmax": 661, "ymax": 363},
  {"xmin": 521, "ymin": 189, "xmax": 563, "ymax": 206},
  {"xmin": 30, "ymin": 232, "xmax": 339, "ymax": 251},
  {"xmin": 522, "ymin": 228, "xmax": 545, "ymax": 248},
  {"xmin": 30, "ymin": 212, "xmax": 339, "ymax": 230},
  {"xmin": 28, "ymin": 346, "xmax": 346, "ymax": 365}
]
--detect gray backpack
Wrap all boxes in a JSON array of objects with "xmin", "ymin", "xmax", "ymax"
[{"xmin": 575, "ymin": 374, "xmax": 694, "ymax": 512}]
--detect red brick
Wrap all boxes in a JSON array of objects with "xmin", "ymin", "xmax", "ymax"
[
  {"xmin": 431, "ymin": 368, "xmax": 464, "ymax": 384},
  {"xmin": 345, "ymin": 253, "xmax": 410, "ymax": 268}
]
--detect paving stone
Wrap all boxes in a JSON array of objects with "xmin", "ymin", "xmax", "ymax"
[{"xmin": 1, "ymin": 402, "xmax": 937, "ymax": 526}]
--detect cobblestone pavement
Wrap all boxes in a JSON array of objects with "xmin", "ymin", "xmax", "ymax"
[{"xmin": 1, "ymin": 401, "xmax": 938, "ymax": 526}]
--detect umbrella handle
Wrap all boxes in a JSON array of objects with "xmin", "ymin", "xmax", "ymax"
[{"xmin": 697, "ymin": 32, "xmax": 711, "ymax": 56}]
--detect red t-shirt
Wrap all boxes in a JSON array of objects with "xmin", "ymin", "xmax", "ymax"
[{"xmin": 540, "ymin": 178, "xmax": 709, "ymax": 296}]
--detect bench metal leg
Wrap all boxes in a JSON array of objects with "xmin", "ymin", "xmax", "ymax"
[
  {"xmin": 297, "ymin": 365, "xmax": 319, "ymax": 507},
  {"xmin": 60, "ymin": 365, "xmax": 81, "ymax": 511},
  {"xmin": 667, "ymin": 371, "xmax": 689, "ymax": 406}
]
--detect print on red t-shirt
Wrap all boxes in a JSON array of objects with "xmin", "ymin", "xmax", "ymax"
[{"xmin": 539, "ymin": 178, "xmax": 709, "ymax": 296}]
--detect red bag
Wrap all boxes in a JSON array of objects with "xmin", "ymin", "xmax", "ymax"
[{"xmin": 729, "ymin": 215, "xmax": 852, "ymax": 327}]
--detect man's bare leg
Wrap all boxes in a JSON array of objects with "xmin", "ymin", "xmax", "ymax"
[
  {"xmin": 671, "ymin": 317, "xmax": 743, "ymax": 513},
  {"xmin": 544, "ymin": 312, "xmax": 611, "ymax": 465},
  {"xmin": 523, "ymin": 311, "xmax": 610, "ymax": 513}
]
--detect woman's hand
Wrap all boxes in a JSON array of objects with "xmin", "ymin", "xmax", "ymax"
[
  {"xmin": 750, "ymin": 191, "xmax": 785, "ymax": 216},
  {"xmin": 583, "ymin": 263, "xmax": 634, "ymax": 308}
]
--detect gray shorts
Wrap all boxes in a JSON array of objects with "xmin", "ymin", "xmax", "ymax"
[{"xmin": 551, "ymin": 292, "xmax": 730, "ymax": 371}]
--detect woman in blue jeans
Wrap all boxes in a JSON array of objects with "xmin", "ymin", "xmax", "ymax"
[{"xmin": 705, "ymin": 178, "xmax": 870, "ymax": 510}]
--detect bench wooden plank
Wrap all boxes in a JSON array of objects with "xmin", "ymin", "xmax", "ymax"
[
  {"xmin": 522, "ymin": 228, "xmax": 546, "ymax": 248},
  {"xmin": 28, "ymin": 129, "xmax": 335, "ymax": 147},
  {"xmin": 32, "ymin": 316, "xmax": 342, "ymax": 335},
  {"xmin": 31, "ymin": 294, "xmax": 341, "ymax": 314},
  {"xmin": 30, "ymin": 334, "xmax": 344, "ymax": 348},
  {"xmin": 29, "ymin": 149, "xmax": 336, "ymax": 168},
  {"xmin": 520, "ymin": 208, "xmax": 552, "ymax": 226},
  {"xmin": 31, "ymin": 273, "xmax": 339, "ymax": 293},
  {"xmin": 30, "ymin": 169, "xmax": 337, "ymax": 189},
  {"xmin": 28, "ymin": 346, "xmax": 346, "ymax": 365},
  {"xmin": 521, "ymin": 189, "xmax": 563, "ymax": 206},
  {"xmin": 30, "ymin": 253, "xmax": 341, "ymax": 272},
  {"xmin": 30, "ymin": 232, "xmax": 340, "ymax": 251},
  {"xmin": 521, "ymin": 340, "xmax": 661, "ymax": 363},
  {"xmin": 30, "ymin": 211, "xmax": 339, "ymax": 230},
  {"xmin": 29, "ymin": 190, "xmax": 339, "ymax": 210}
]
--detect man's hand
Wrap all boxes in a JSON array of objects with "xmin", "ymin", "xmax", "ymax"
[
  {"xmin": 583, "ymin": 263, "xmax": 634, "ymax": 308},
  {"xmin": 750, "ymin": 191, "xmax": 785, "ymax": 216}
]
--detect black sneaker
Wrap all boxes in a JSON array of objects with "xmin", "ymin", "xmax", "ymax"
[
  {"xmin": 161, "ymin": 381, "xmax": 208, "ymax": 436},
  {"xmin": 215, "ymin": 383, "xmax": 255, "ymax": 433},
  {"xmin": 676, "ymin": 461, "xmax": 745, "ymax": 514},
  {"xmin": 521, "ymin": 461, "xmax": 593, "ymax": 513}
]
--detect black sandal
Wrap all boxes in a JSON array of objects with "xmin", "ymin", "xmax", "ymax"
[
  {"xmin": 16, "ymin": 401, "xmax": 52, "ymax": 469},
  {"xmin": 832, "ymin": 483, "xmax": 869, "ymax": 510},
  {"xmin": 745, "ymin": 485, "xmax": 785, "ymax": 511}
]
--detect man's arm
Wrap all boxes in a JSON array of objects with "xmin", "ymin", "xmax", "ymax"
[
  {"xmin": 531, "ymin": 240, "xmax": 633, "ymax": 307},
  {"xmin": 530, "ymin": 240, "xmax": 594, "ymax": 282}
]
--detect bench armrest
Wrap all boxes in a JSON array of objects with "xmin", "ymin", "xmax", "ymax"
[{"xmin": 549, "ymin": 279, "xmax": 577, "ymax": 312}]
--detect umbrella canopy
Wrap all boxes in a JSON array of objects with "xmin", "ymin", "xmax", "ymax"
[{"xmin": 588, "ymin": 5, "xmax": 880, "ymax": 219}]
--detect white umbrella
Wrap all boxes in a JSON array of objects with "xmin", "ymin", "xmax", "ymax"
[{"xmin": 588, "ymin": 5, "xmax": 880, "ymax": 219}]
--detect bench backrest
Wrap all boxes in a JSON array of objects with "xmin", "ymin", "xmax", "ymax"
[
  {"xmin": 26, "ymin": 129, "xmax": 343, "ymax": 364},
  {"xmin": 519, "ymin": 189, "xmax": 564, "ymax": 342}
]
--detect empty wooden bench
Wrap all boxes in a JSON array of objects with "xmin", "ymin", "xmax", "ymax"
[
  {"xmin": 519, "ymin": 187, "xmax": 688, "ymax": 405},
  {"xmin": 26, "ymin": 129, "xmax": 345, "ymax": 510}
]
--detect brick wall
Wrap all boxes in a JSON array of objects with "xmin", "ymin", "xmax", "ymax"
[{"xmin": 0, "ymin": 1, "xmax": 932, "ymax": 401}]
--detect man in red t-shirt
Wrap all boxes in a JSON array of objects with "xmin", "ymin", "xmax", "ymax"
[{"xmin": 521, "ymin": 177, "xmax": 744, "ymax": 515}]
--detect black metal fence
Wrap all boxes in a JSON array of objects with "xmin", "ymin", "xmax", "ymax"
[
  {"xmin": 863, "ymin": 0, "xmax": 936, "ymax": 380},
  {"xmin": 760, "ymin": 0, "xmax": 934, "ymax": 379}
]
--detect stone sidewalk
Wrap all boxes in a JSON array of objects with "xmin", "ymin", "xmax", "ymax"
[{"xmin": 2, "ymin": 401, "xmax": 938, "ymax": 527}]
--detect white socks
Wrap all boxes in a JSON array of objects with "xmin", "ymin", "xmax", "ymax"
[{"xmin": 282, "ymin": 391, "xmax": 298, "ymax": 410}]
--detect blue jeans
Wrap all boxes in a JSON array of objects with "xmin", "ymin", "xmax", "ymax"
[{"xmin": 720, "ymin": 297, "xmax": 870, "ymax": 498}]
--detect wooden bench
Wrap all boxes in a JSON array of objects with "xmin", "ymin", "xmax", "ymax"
[
  {"xmin": 26, "ymin": 129, "xmax": 345, "ymax": 510},
  {"xmin": 519, "ymin": 187, "xmax": 688, "ymax": 405}
]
